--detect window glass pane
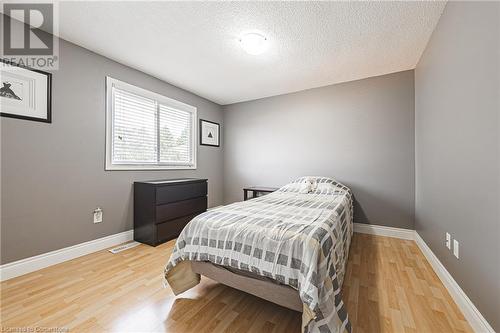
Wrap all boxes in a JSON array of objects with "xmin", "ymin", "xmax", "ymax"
[
  {"xmin": 159, "ymin": 104, "xmax": 192, "ymax": 164},
  {"xmin": 112, "ymin": 88, "xmax": 157, "ymax": 163}
]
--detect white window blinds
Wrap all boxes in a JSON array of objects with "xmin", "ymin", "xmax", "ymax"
[
  {"xmin": 159, "ymin": 104, "xmax": 193, "ymax": 164},
  {"xmin": 106, "ymin": 77, "xmax": 197, "ymax": 170},
  {"xmin": 112, "ymin": 88, "xmax": 157, "ymax": 163}
]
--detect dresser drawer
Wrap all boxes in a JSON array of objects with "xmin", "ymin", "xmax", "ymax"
[
  {"xmin": 156, "ymin": 182, "xmax": 207, "ymax": 205},
  {"xmin": 156, "ymin": 196, "xmax": 207, "ymax": 223},
  {"xmin": 156, "ymin": 214, "xmax": 197, "ymax": 243},
  {"xmin": 134, "ymin": 178, "xmax": 207, "ymax": 246}
]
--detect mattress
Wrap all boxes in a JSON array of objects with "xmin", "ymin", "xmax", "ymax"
[{"xmin": 165, "ymin": 176, "xmax": 353, "ymax": 333}]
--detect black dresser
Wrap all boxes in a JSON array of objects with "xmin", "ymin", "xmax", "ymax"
[{"xmin": 134, "ymin": 178, "xmax": 208, "ymax": 246}]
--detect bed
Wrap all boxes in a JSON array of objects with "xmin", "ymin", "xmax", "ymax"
[{"xmin": 164, "ymin": 177, "xmax": 353, "ymax": 333}]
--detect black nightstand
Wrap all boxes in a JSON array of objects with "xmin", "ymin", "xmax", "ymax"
[{"xmin": 243, "ymin": 186, "xmax": 279, "ymax": 201}]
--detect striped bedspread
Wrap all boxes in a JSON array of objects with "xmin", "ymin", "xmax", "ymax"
[{"xmin": 165, "ymin": 177, "xmax": 353, "ymax": 333}]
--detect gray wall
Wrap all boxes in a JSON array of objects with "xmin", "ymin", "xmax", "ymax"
[
  {"xmin": 1, "ymin": 27, "xmax": 224, "ymax": 264},
  {"xmin": 415, "ymin": 2, "xmax": 499, "ymax": 331},
  {"xmin": 223, "ymin": 71, "xmax": 415, "ymax": 229}
]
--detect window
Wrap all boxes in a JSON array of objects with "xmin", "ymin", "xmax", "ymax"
[{"xmin": 105, "ymin": 77, "xmax": 197, "ymax": 170}]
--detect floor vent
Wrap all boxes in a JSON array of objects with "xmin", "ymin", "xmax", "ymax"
[{"xmin": 109, "ymin": 242, "xmax": 141, "ymax": 254}]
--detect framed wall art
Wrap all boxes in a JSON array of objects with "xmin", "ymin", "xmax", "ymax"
[
  {"xmin": 199, "ymin": 119, "xmax": 220, "ymax": 147},
  {"xmin": 0, "ymin": 59, "xmax": 52, "ymax": 123}
]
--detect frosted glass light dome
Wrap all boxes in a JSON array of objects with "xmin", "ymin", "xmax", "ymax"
[{"xmin": 239, "ymin": 32, "xmax": 268, "ymax": 55}]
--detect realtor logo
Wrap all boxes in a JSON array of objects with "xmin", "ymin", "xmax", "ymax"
[{"xmin": 1, "ymin": 2, "xmax": 59, "ymax": 69}]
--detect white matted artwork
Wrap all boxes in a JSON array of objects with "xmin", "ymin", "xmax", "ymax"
[
  {"xmin": 199, "ymin": 119, "xmax": 220, "ymax": 147},
  {"xmin": 0, "ymin": 60, "xmax": 52, "ymax": 123}
]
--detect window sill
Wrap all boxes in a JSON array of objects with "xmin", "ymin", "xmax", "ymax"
[{"xmin": 105, "ymin": 164, "xmax": 197, "ymax": 171}]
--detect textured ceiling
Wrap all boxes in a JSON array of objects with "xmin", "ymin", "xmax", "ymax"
[{"xmin": 55, "ymin": 1, "xmax": 446, "ymax": 105}]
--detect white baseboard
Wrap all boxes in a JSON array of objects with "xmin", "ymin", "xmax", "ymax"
[
  {"xmin": 0, "ymin": 230, "xmax": 134, "ymax": 282},
  {"xmin": 414, "ymin": 232, "xmax": 494, "ymax": 333},
  {"xmin": 353, "ymin": 222, "xmax": 415, "ymax": 240},
  {"xmin": 354, "ymin": 223, "xmax": 494, "ymax": 333}
]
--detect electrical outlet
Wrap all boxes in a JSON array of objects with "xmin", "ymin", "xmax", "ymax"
[
  {"xmin": 445, "ymin": 232, "xmax": 451, "ymax": 249},
  {"xmin": 453, "ymin": 239, "xmax": 459, "ymax": 258},
  {"xmin": 93, "ymin": 207, "xmax": 103, "ymax": 223}
]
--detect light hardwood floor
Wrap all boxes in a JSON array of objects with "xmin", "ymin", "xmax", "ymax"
[{"xmin": 0, "ymin": 233, "xmax": 472, "ymax": 333}]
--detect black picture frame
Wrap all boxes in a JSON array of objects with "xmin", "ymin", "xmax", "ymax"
[
  {"xmin": 0, "ymin": 58, "xmax": 52, "ymax": 123},
  {"xmin": 199, "ymin": 119, "xmax": 220, "ymax": 147}
]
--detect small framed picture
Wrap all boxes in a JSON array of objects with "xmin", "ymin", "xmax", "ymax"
[
  {"xmin": 0, "ymin": 59, "xmax": 52, "ymax": 123},
  {"xmin": 200, "ymin": 119, "xmax": 220, "ymax": 147}
]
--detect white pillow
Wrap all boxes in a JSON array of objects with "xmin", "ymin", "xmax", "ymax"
[{"xmin": 281, "ymin": 183, "xmax": 311, "ymax": 193}]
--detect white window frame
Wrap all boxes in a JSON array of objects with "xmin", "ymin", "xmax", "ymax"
[{"xmin": 105, "ymin": 77, "xmax": 197, "ymax": 170}]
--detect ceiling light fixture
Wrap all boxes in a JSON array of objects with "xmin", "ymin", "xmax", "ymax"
[{"xmin": 239, "ymin": 32, "xmax": 268, "ymax": 55}]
